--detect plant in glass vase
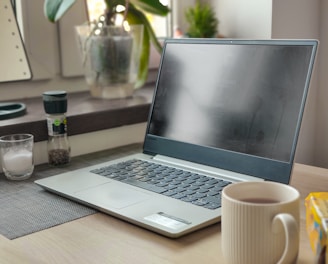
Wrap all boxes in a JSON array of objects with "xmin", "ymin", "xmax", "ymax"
[{"xmin": 44, "ymin": 0, "xmax": 169, "ymax": 99}]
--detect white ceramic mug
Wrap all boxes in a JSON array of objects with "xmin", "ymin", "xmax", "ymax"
[{"xmin": 222, "ymin": 181, "xmax": 300, "ymax": 264}]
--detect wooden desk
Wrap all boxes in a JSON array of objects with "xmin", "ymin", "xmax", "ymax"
[{"xmin": 0, "ymin": 145, "xmax": 327, "ymax": 263}]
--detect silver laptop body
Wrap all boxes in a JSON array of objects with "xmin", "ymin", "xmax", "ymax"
[{"xmin": 36, "ymin": 39, "xmax": 318, "ymax": 238}]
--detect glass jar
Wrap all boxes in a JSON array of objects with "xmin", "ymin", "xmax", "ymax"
[{"xmin": 43, "ymin": 91, "xmax": 71, "ymax": 166}]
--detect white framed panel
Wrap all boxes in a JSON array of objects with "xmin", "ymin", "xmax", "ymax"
[
  {"xmin": 0, "ymin": 0, "xmax": 32, "ymax": 82},
  {"xmin": 16, "ymin": 0, "xmax": 57, "ymax": 80},
  {"xmin": 58, "ymin": 1, "xmax": 88, "ymax": 77}
]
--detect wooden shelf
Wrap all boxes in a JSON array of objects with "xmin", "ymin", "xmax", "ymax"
[{"xmin": 0, "ymin": 86, "xmax": 154, "ymax": 142}]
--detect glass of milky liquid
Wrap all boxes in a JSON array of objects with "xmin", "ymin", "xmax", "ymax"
[{"xmin": 0, "ymin": 134, "xmax": 34, "ymax": 180}]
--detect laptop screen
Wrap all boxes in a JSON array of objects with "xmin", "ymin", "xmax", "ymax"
[{"xmin": 144, "ymin": 39, "xmax": 318, "ymax": 183}]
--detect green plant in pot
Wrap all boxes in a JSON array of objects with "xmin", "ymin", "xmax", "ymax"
[
  {"xmin": 44, "ymin": 0, "xmax": 169, "ymax": 99},
  {"xmin": 185, "ymin": 0, "xmax": 218, "ymax": 38}
]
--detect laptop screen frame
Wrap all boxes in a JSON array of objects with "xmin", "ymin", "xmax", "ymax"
[{"xmin": 143, "ymin": 39, "xmax": 318, "ymax": 184}]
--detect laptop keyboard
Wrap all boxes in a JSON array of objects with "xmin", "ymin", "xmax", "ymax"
[{"xmin": 90, "ymin": 159, "xmax": 232, "ymax": 210}]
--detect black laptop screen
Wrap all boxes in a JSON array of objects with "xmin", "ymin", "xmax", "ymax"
[{"xmin": 144, "ymin": 39, "xmax": 317, "ymax": 183}]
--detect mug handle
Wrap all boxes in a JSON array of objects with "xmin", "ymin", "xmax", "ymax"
[{"xmin": 272, "ymin": 213, "xmax": 299, "ymax": 264}]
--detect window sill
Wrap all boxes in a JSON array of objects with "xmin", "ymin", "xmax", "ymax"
[{"xmin": 1, "ymin": 85, "xmax": 154, "ymax": 142}]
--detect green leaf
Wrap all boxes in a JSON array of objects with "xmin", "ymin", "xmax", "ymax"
[
  {"xmin": 135, "ymin": 28, "xmax": 150, "ymax": 89},
  {"xmin": 44, "ymin": 0, "xmax": 76, "ymax": 23},
  {"xmin": 126, "ymin": 5, "xmax": 164, "ymax": 88},
  {"xmin": 130, "ymin": 0, "xmax": 170, "ymax": 16},
  {"xmin": 128, "ymin": 6, "xmax": 163, "ymax": 52}
]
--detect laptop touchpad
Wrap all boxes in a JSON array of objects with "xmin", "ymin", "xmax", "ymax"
[{"xmin": 74, "ymin": 182, "xmax": 151, "ymax": 209}]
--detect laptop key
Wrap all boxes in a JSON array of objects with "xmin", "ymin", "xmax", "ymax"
[
  {"xmin": 204, "ymin": 203, "xmax": 221, "ymax": 210},
  {"xmin": 165, "ymin": 185, "xmax": 178, "ymax": 191},
  {"xmin": 208, "ymin": 190, "xmax": 221, "ymax": 196},
  {"xmin": 202, "ymin": 195, "xmax": 220, "ymax": 204},
  {"xmin": 122, "ymin": 178, "xmax": 166, "ymax": 194},
  {"xmin": 198, "ymin": 188, "xmax": 209, "ymax": 193},
  {"xmin": 188, "ymin": 185, "xmax": 200, "ymax": 191},
  {"xmin": 191, "ymin": 193, "xmax": 207, "ymax": 199},
  {"xmin": 217, "ymin": 180, "xmax": 231, "ymax": 187},
  {"xmin": 183, "ymin": 190, "xmax": 196, "ymax": 196},
  {"xmin": 171, "ymin": 193, "xmax": 187, "ymax": 199},
  {"xmin": 192, "ymin": 199, "xmax": 209, "ymax": 206},
  {"xmin": 181, "ymin": 196, "xmax": 198, "ymax": 203},
  {"xmin": 163, "ymin": 190, "xmax": 179, "ymax": 197},
  {"xmin": 156, "ymin": 182, "xmax": 169, "ymax": 187}
]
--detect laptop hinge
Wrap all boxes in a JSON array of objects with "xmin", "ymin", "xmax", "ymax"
[{"xmin": 153, "ymin": 155, "xmax": 263, "ymax": 182}]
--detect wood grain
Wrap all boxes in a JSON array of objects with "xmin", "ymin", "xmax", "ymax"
[{"xmin": 0, "ymin": 145, "xmax": 324, "ymax": 263}]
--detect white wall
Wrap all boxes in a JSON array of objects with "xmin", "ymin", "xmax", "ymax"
[
  {"xmin": 271, "ymin": 0, "xmax": 320, "ymax": 39},
  {"xmin": 33, "ymin": 123, "xmax": 146, "ymax": 166},
  {"xmin": 172, "ymin": 0, "xmax": 196, "ymax": 34},
  {"xmin": 315, "ymin": 0, "xmax": 328, "ymax": 167},
  {"xmin": 215, "ymin": 0, "xmax": 272, "ymax": 39},
  {"xmin": 271, "ymin": 0, "xmax": 320, "ymax": 166}
]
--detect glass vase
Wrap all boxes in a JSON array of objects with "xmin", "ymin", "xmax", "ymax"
[{"xmin": 75, "ymin": 24, "xmax": 144, "ymax": 99}]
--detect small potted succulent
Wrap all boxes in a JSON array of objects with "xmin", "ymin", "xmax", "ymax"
[{"xmin": 44, "ymin": 0, "xmax": 170, "ymax": 99}]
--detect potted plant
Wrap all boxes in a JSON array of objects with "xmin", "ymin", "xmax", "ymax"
[
  {"xmin": 44, "ymin": 0, "xmax": 169, "ymax": 99},
  {"xmin": 185, "ymin": 0, "xmax": 218, "ymax": 38}
]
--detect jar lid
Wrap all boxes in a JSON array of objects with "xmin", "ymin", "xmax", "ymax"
[{"xmin": 43, "ymin": 91, "xmax": 67, "ymax": 114}]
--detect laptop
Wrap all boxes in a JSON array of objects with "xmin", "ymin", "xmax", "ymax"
[{"xmin": 35, "ymin": 39, "xmax": 318, "ymax": 238}]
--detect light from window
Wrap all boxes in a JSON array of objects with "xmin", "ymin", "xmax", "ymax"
[
  {"xmin": 85, "ymin": 0, "xmax": 171, "ymax": 37},
  {"xmin": 85, "ymin": 0, "xmax": 106, "ymax": 23}
]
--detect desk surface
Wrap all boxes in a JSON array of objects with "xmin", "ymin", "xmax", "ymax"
[{"xmin": 0, "ymin": 144, "xmax": 327, "ymax": 263}]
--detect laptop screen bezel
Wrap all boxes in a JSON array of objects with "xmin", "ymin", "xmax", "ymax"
[{"xmin": 143, "ymin": 38, "xmax": 318, "ymax": 184}]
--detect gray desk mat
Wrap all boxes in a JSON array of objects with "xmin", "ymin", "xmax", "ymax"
[
  {"xmin": 0, "ymin": 144, "xmax": 140, "ymax": 240},
  {"xmin": 0, "ymin": 178, "xmax": 97, "ymax": 240}
]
